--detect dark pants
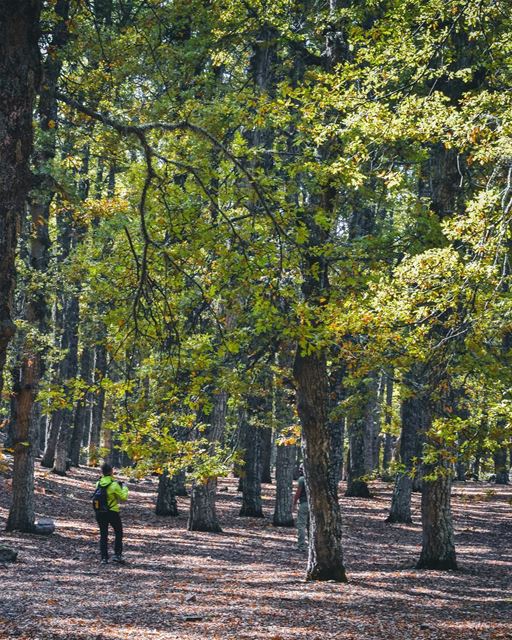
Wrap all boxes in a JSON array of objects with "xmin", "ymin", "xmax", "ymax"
[{"xmin": 96, "ymin": 511, "xmax": 123, "ymax": 560}]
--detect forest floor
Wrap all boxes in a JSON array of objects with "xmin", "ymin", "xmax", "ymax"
[{"xmin": 0, "ymin": 464, "xmax": 511, "ymax": 640}]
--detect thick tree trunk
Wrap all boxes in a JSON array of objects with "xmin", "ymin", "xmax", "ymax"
[
  {"xmin": 188, "ymin": 479, "xmax": 221, "ymax": 532},
  {"xmin": 188, "ymin": 391, "xmax": 227, "ymax": 532},
  {"xmin": 416, "ymin": 464, "xmax": 457, "ymax": 570},
  {"xmin": 155, "ymin": 471, "xmax": 179, "ymax": 516},
  {"xmin": 273, "ymin": 443, "xmax": 295, "ymax": 527},
  {"xmin": 0, "ymin": 0, "xmax": 41, "ymax": 393},
  {"xmin": 293, "ymin": 348, "xmax": 347, "ymax": 582}
]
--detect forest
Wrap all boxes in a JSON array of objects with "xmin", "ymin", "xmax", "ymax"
[{"xmin": 1, "ymin": 1, "xmax": 512, "ymax": 638}]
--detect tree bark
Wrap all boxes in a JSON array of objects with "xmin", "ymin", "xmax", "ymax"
[
  {"xmin": 155, "ymin": 471, "xmax": 179, "ymax": 516},
  {"xmin": 6, "ymin": 355, "xmax": 37, "ymax": 532},
  {"xmin": 53, "ymin": 291, "xmax": 80, "ymax": 475},
  {"xmin": 0, "ymin": 0, "xmax": 41, "ymax": 393},
  {"xmin": 69, "ymin": 346, "xmax": 93, "ymax": 466},
  {"xmin": 188, "ymin": 391, "xmax": 227, "ymax": 532},
  {"xmin": 273, "ymin": 443, "xmax": 295, "ymax": 527},
  {"xmin": 494, "ymin": 446, "xmax": 509, "ymax": 484},
  {"xmin": 239, "ymin": 402, "xmax": 264, "ymax": 518},
  {"xmin": 345, "ymin": 416, "xmax": 371, "ymax": 498},
  {"xmin": 88, "ymin": 339, "xmax": 107, "ymax": 465},
  {"xmin": 387, "ymin": 382, "xmax": 431, "ymax": 523},
  {"xmin": 416, "ymin": 464, "xmax": 457, "ymax": 570},
  {"xmin": 294, "ymin": 348, "xmax": 347, "ymax": 582},
  {"xmin": 382, "ymin": 370, "xmax": 395, "ymax": 473},
  {"xmin": 260, "ymin": 426, "xmax": 273, "ymax": 484}
]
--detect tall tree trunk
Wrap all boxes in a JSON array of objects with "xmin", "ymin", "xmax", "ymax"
[
  {"xmin": 53, "ymin": 140, "xmax": 89, "ymax": 475},
  {"xmin": 188, "ymin": 391, "xmax": 227, "ymax": 532},
  {"xmin": 0, "ymin": 0, "xmax": 41, "ymax": 393},
  {"xmin": 53, "ymin": 292, "xmax": 80, "ymax": 475},
  {"xmin": 6, "ymin": 0, "xmax": 67, "ymax": 520},
  {"xmin": 69, "ymin": 346, "xmax": 93, "ymax": 466},
  {"xmin": 294, "ymin": 349, "xmax": 347, "ymax": 582},
  {"xmin": 416, "ymin": 463, "xmax": 457, "ymax": 570},
  {"xmin": 88, "ymin": 338, "xmax": 107, "ymax": 465}
]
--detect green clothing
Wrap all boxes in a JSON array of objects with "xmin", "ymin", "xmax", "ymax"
[{"xmin": 96, "ymin": 476, "xmax": 128, "ymax": 513}]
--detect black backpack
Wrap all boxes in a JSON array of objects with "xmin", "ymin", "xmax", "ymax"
[{"xmin": 92, "ymin": 479, "xmax": 112, "ymax": 513}]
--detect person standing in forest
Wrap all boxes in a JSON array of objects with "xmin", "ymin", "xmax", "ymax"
[
  {"xmin": 93, "ymin": 463, "xmax": 129, "ymax": 565},
  {"xmin": 293, "ymin": 465, "xmax": 309, "ymax": 552}
]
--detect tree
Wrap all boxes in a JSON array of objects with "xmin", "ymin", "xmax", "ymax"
[{"xmin": 0, "ymin": 1, "xmax": 41, "ymax": 395}]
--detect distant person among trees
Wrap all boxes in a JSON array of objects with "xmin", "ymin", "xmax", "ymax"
[
  {"xmin": 293, "ymin": 465, "xmax": 309, "ymax": 552},
  {"xmin": 93, "ymin": 463, "xmax": 129, "ymax": 565}
]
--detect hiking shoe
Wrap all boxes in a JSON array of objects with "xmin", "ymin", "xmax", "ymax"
[
  {"xmin": 100, "ymin": 558, "xmax": 108, "ymax": 565},
  {"xmin": 112, "ymin": 554, "xmax": 125, "ymax": 564}
]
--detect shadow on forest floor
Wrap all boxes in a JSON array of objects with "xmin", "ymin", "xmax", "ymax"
[{"xmin": 1, "ymin": 464, "xmax": 511, "ymax": 640}]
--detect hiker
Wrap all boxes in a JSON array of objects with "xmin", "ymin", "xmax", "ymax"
[
  {"xmin": 93, "ymin": 463, "xmax": 129, "ymax": 565},
  {"xmin": 293, "ymin": 465, "xmax": 308, "ymax": 552}
]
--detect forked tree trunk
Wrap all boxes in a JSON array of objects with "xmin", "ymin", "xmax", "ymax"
[
  {"xmin": 294, "ymin": 348, "xmax": 347, "ymax": 582},
  {"xmin": 416, "ymin": 464, "xmax": 457, "ymax": 570},
  {"xmin": 188, "ymin": 391, "xmax": 227, "ymax": 532},
  {"xmin": 155, "ymin": 471, "xmax": 178, "ymax": 516}
]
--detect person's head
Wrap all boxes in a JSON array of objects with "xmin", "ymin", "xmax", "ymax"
[
  {"xmin": 101, "ymin": 462, "xmax": 113, "ymax": 477},
  {"xmin": 298, "ymin": 464, "xmax": 304, "ymax": 476}
]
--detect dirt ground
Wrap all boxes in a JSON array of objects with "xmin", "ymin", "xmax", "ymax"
[{"xmin": 1, "ymin": 463, "xmax": 511, "ymax": 640}]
